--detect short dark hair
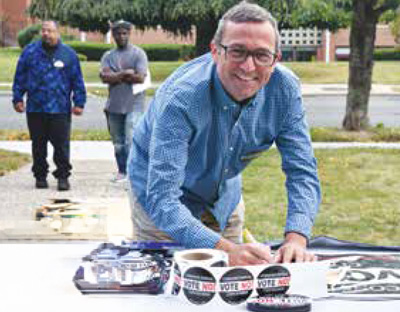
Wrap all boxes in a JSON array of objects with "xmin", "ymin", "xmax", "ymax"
[
  {"xmin": 42, "ymin": 20, "xmax": 59, "ymax": 29},
  {"xmin": 213, "ymin": 1, "xmax": 280, "ymax": 52},
  {"xmin": 111, "ymin": 20, "xmax": 132, "ymax": 32}
]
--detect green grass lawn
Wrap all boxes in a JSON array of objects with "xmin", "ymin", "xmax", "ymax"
[
  {"xmin": 0, "ymin": 149, "xmax": 31, "ymax": 176},
  {"xmin": 243, "ymin": 148, "xmax": 400, "ymax": 246}
]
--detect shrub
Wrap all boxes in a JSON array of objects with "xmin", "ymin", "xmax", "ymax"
[
  {"xmin": 373, "ymin": 48, "xmax": 400, "ymax": 60},
  {"xmin": 17, "ymin": 24, "xmax": 41, "ymax": 48},
  {"xmin": 61, "ymin": 33, "xmax": 77, "ymax": 42},
  {"xmin": 179, "ymin": 45, "xmax": 196, "ymax": 61},
  {"xmin": 145, "ymin": 44, "xmax": 195, "ymax": 61},
  {"xmin": 140, "ymin": 44, "xmax": 181, "ymax": 61},
  {"xmin": 66, "ymin": 41, "xmax": 113, "ymax": 61},
  {"xmin": 66, "ymin": 41, "xmax": 195, "ymax": 61}
]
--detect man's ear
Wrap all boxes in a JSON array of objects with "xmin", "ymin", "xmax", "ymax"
[
  {"xmin": 210, "ymin": 41, "xmax": 219, "ymax": 62},
  {"xmin": 274, "ymin": 51, "xmax": 282, "ymax": 63}
]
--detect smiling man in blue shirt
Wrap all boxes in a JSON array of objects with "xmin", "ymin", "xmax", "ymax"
[{"xmin": 128, "ymin": 1, "xmax": 321, "ymax": 266}]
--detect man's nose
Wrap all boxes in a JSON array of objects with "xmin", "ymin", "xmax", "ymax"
[{"xmin": 239, "ymin": 54, "xmax": 257, "ymax": 71}]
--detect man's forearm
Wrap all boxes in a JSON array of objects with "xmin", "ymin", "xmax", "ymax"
[
  {"xmin": 123, "ymin": 72, "xmax": 145, "ymax": 84},
  {"xmin": 100, "ymin": 71, "xmax": 123, "ymax": 84}
]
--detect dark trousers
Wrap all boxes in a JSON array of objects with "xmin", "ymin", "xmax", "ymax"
[{"xmin": 27, "ymin": 112, "xmax": 72, "ymax": 180}]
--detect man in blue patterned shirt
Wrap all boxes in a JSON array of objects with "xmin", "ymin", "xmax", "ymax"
[
  {"xmin": 127, "ymin": 2, "xmax": 321, "ymax": 265},
  {"xmin": 12, "ymin": 21, "xmax": 86, "ymax": 191}
]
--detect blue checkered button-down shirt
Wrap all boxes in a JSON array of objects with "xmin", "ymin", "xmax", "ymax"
[
  {"xmin": 128, "ymin": 53, "xmax": 321, "ymax": 248},
  {"xmin": 12, "ymin": 40, "xmax": 86, "ymax": 113}
]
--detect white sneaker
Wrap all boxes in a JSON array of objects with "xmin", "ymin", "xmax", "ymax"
[{"xmin": 112, "ymin": 173, "xmax": 127, "ymax": 183}]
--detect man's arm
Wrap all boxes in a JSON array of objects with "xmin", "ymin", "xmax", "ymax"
[
  {"xmin": 99, "ymin": 67, "xmax": 125, "ymax": 85},
  {"xmin": 121, "ymin": 69, "xmax": 145, "ymax": 84},
  {"xmin": 100, "ymin": 48, "xmax": 147, "ymax": 85},
  {"xmin": 70, "ymin": 52, "xmax": 86, "ymax": 114},
  {"xmin": 140, "ymin": 92, "xmax": 225, "ymax": 249},
  {"xmin": 275, "ymin": 91, "xmax": 321, "ymax": 263},
  {"xmin": 12, "ymin": 50, "xmax": 28, "ymax": 112},
  {"xmin": 123, "ymin": 47, "xmax": 148, "ymax": 84},
  {"xmin": 100, "ymin": 67, "xmax": 145, "ymax": 85}
]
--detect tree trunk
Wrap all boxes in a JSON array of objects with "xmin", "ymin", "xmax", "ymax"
[
  {"xmin": 195, "ymin": 18, "xmax": 219, "ymax": 56},
  {"xmin": 342, "ymin": 0, "xmax": 379, "ymax": 131}
]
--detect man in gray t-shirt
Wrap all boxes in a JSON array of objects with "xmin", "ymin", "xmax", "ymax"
[{"xmin": 100, "ymin": 20, "xmax": 149, "ymax": 182}]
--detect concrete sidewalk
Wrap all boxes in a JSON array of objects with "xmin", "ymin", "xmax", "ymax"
[{"xmin": 0, "ymin": 141, "xmax": 133, "ymax": 241}]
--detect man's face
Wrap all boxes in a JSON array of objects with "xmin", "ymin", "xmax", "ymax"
[
  {"xmin": 41, "ymin": 21, "xmax": 59, "ymax": 46},
  {"xmin": 113, "ymin": 28, "xmax": 130, "ymax": 48},
  {"xmin": 211, "ymin": 21, "xmax": 280, "ymax": 102}
]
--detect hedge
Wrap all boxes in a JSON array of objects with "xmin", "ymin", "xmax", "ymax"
[
  {"xmin": 373, "ymin": 48, "xmax": 400, "ymax": 60},
  {"xmin": 66, "ymin": 41, "xmax": 195, "ymax": 61}
]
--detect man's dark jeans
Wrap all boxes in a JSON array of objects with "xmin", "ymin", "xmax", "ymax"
[{"xmin": 27, "ymin": 112, "xmax": 72, "ymax": 180}]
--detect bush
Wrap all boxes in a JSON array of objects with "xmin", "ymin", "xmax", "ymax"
[
  {"xmin": 66, "ymin": 41, "xmax": 196, "ymax": 61},
  {"xmin": 140, "ymin": 44, "xmax": 182, "ymax": 61},
  {"xmin": 179, "ymin": 45, "xmax": 196, "ymax": 61},
  {"xmin": 146, "ymin": 44, "xmax": 195, "ymax": 61},
  {"xmin": 17, "ymin": 24, "xmax": 41, "ymax": 48},
  {"xmin": 66, "ymin": 41, "xmax": 113, "ymax": 61},
  {"xmin": 61, "ymin": 33, "xmax": 77, "ymax": 42},
  {"xmin": 373, "ymin": 48, "xmax": 400, "ymax": 60}
]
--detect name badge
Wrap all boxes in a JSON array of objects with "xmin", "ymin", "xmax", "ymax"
[{"xmin": 54, "ymin": 60, "xmax": 64, "ymax": 68}]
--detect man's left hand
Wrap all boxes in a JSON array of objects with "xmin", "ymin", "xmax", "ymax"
[
  {"xmin": 274, "ymin": 232, "xmax": 317, "ymax": 263},
  {"xmin": 72, "ymin": 107, "xmax": 84, "ymax": 115}
]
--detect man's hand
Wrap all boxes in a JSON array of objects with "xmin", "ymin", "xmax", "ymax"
[
  {"xmin": 216, "ymin": 237, "xmax": 273, "ymax": 266},
  {"xmin": 72, "ymin": 106, "xmax": 84, "ymax": 116},
  {"xmin": 99, "ymin": 67, "xmax": 124, "ymax": 85},
  {"xmin": 14, "ymin": 101, "xmax": 25, "ymax": 113},
  {"xmin": 274, "ymin": 232, "xmax": 317, "ymax": 263},
  {"xmin": 122, "ymin": 69, "xmax": 145, "ymax": 84}
]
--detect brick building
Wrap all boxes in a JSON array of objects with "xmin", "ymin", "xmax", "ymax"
[
  {"xmin": 281, "ymin": 24, "xmax": 397, "ymax": 62},
  {"xmin": 0, "ymin": 0, "xmax": 32, "ymax": 46},
  {"xmin": 334, "ymin": 25, "xmax": 397, "ymax": 60}
]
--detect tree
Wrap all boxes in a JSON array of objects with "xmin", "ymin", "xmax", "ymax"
[
  {"xmin": 28, "ymin": 0, "xmax": 124, "ymax": 34},
  {"xmin": 29, "ymin": 0, "xmax": 348, "ymax": 55},
  {"xmin": 389, "ymin": 7, "xmax": 400, "ymax": 44},
  {"xmin": 128, "ymin": 0, "xmax": 349, "ymax": 55},
  {"xmin": 342, "ymin": 0, "xmax": 400, "ymax": 131},
  {"xmin": 26, "ymin": 0, "xmax": 63, "ymax": 20}
]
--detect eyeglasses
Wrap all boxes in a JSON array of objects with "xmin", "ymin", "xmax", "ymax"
[{"xmin": 219, "ymin": 44, "xmax": 277, "ymax": 67}]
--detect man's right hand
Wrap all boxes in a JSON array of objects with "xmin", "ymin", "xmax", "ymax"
[
  {"xmin": 216, "ymin": 237, "xmax": 273, "ymax": 266},
  {"xmin": 14, "ymin": 102, "xmax": 25, "ymax": 113}
]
